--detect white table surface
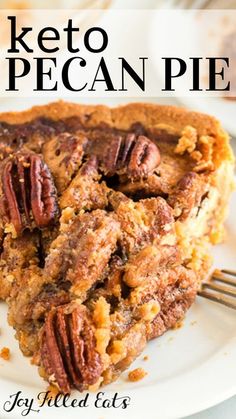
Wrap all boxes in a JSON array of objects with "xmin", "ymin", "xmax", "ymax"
[{"xmin": 187, "ymin": 396, "xmax": 236, "ymax": 419}]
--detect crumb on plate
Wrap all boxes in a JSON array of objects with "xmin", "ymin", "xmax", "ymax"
[
  {"xmin": 0, "ymin": 347, "xmax": 10, "ymax": 360},
  {"xmin": 128, "ymin": 368, "xmax": 147, "ymax": 382}
]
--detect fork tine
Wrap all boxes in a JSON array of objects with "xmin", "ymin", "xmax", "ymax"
[
  {"xmin": 212, "ymin": 271, "xmax": 236, "ymax": 287},
  {"xmin": 221, "ymin": 269, "xmax": 236, "ymax": 277},
  {"xmin": 202, "ymin": 282, "xmax": 236, "ymax": 298},
  {"xmin": 198, "ymin": 290, "xmax": 236, "ymax": 310},
  {"xmin": 198, "ymin": 268, "xmax": 236, "ymax": 310}
]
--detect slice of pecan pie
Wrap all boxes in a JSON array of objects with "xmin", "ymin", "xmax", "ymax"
[{"xmin": 0, "ymin": 102, "xmax": 234, "ymax": 392}]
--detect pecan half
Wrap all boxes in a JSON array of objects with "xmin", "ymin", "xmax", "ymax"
[
  {"xmin": 0, "ymin": 151, "xmax": 59, "ymax": 235},
  {"xmin": 103, "ymin": 134, "xmax": 161, "ymax": 179},
  {"xmin": 41, "ymin": 304, "xmax": 102, "ymax": 393},
  {"xmin": 44, "ymin": 209, "xmax": 120, "ymax": 301}
]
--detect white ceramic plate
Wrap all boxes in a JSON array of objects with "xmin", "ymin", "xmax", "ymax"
[{"xmin": 0, "ymin": 187, "xmax": 235, "ymax": 419}]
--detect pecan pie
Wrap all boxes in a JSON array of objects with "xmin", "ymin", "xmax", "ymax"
[{"xmin": 0, "ymin": 101, "xmax": 234, "ymax": 392}]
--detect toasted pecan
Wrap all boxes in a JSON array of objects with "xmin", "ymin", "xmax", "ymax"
[
  {"xmin": 41, "ymin": 304, "xmax": 102, "ymax": 393},
  {"xmin": 0, "ymin": 151, "xmax": 59, "ymax": 235},
  {"xmin": 102, "ymin": 134, "xmax": 161, "ymax": 179}
]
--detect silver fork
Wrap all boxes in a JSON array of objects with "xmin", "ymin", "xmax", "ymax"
[{"xmin": 198, "ymin": 269, "xmax": 236, "ymax": 310}]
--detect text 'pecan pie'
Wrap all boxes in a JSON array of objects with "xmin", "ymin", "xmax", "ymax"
[{"xmin": 0, "ymin": 101, "xmax": 234, "ymax": 393}]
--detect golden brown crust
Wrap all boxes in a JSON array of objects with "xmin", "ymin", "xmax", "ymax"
[
  {"xmin": 0, "ymin": 100, "xmax": 233, "ymax": 168},
  {"xmin": 0, "ymin": 101, "xmax": 226, "ymax": 135}
]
